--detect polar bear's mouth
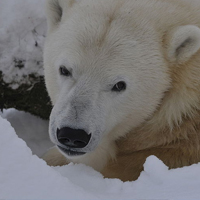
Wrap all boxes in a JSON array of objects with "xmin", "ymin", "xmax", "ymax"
[{"xmin": 57, "ymin": 146, "xmax": 86, "ymax": 157}]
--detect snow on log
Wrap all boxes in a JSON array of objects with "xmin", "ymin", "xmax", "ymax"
[{"xmin": 0, "ymin": 0, "xmax": 52, "ymax": 119}]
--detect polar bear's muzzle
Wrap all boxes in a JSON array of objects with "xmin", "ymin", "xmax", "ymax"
[
  {"xmin": 56, "ymin": 127, "xmax": 92, "ymax": 156},
  {"xmin": 48, "ymin": 83, "xmax": 107, "ymax": 158}
]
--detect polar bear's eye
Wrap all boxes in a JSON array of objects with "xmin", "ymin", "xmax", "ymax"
[
  {"xmin": 112, "ymin": 81, "xmax": 126, "ymax": 92},
  {"xmin": 59, "ymin": 66, "xmax": 71, "ymax": 77}
]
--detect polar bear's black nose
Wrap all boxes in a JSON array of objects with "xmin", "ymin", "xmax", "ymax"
[{"xmin": 57, "ymin": 127, "xmax": 91, "ymax": 148}]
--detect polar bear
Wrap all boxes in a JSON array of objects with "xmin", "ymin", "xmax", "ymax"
[{"xmin": 43, "ymin": 0, "xmax": 200, "ymax": 181}]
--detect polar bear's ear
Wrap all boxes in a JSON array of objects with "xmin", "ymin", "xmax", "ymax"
[
  {"xmin": 167, "ymin": 25, "xmax": 200, "ymax": 63},
  {"xmin": 46, "ymin": 0, "xmax": 77, "ymax": 32}
]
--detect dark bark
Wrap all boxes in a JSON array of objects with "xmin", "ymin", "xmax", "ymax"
[{"xmin": 0, "ymin": 71, "xmax": 52, "ymax": 120}]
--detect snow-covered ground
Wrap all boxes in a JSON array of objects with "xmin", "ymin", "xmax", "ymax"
[{"xmin": 1, "ymin": 109, "xmax": 200, "ymax": 199}]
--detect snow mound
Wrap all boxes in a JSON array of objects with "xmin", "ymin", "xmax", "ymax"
[
  {"xmin": 0, "ymin": 116, "xmax": 98, "ymax": 199},
  {"xmin": 0, "ymin": 0, "xmax": 46, "ymax": 88},
  {"xmin": 1, "ymin": 115, "xmax": 200, "ymax": 199}
]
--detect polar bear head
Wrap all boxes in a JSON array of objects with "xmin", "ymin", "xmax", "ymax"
[{"xmin": 44, "ymin": 0, "xmax": 200, "ymax": 168}]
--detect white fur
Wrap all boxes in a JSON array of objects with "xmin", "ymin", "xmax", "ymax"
[
  {"xmin": 43, "ymin": 0, "xmax": 200, "ymax": 171},
  {"xmin": 168, "ymin": 25, "xmax": 200, "ymax": 63}
]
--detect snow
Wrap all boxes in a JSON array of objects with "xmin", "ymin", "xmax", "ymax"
[
  {"xmin": 0, "ymin": 0, "xmax": 46, "ymax": 88},
  {"xmin": 1, "ymin": 109, "xmax": 200, "ymax": 199},
  {"xmin": 0, "ymin": 109, "xmax": 53, "ymax": 157}
]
